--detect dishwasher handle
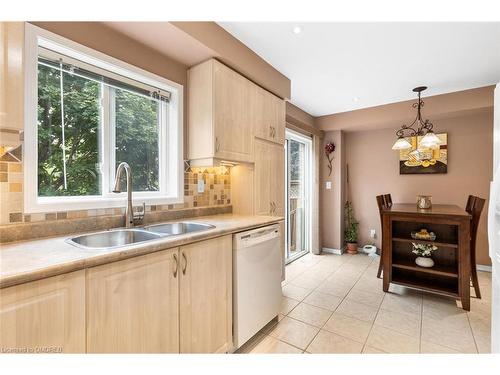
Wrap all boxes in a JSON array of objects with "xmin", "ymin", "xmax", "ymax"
[{"xmin": 236, "ymin": 226, "xmax": 280, "ymax": 249}]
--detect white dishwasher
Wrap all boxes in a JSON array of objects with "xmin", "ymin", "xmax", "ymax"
[{"xmin": 233, "ymin": 224, "xmax": 282, "ymax": 349}]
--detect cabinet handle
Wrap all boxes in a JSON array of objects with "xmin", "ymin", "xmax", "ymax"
[
  {"xmin": 215, "ymin": 137, "xmax": 220, "ymax": 152},
  {"xmin": 272, "ymin": 127, "xmax": 276, "ymax": 138},
  {"xmin": 173, "ymin": 253, "xmax": 178, "ymax": 278},
  {"xmin": 269, "ymin": 125, "xmax": 273, "ymax": 137},
  {"xmin": 182, "ymin": 251, "xmax": 187, "ymax": 275}
]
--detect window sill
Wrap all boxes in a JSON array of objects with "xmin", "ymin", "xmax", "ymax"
[{"xmin": 24, "ymin": 195, "xmax": 185, "ymax": 214}]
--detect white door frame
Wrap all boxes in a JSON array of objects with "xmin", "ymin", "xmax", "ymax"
[{"xmin": 285, "ymin": 129, "xmax": 313, "ymax": 264}]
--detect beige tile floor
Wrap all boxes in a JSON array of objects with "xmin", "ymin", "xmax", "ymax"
[{"xmin": 236, "ymin": 252, "xmax": 492, "ymax": 354}]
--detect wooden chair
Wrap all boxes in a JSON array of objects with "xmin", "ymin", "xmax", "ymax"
[
  {"xmin": 465, "ymin": 195, "xmax": 486, "ymax": 299},
  {"xmin": 376, "ymin": 194, "xmax": 392, "ymax": 278}
]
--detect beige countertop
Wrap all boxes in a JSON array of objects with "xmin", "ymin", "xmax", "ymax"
[{"xmin": 0, "ymin": 214, "xmax": 283, "ymax": 289}]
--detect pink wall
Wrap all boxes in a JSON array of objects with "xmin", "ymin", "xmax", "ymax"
[
  {"xmin": 344, "ymin": 109, "xmax": 493, "ymax": 265},
  {"xmin": 320, "ymin": 130, "xmax": 346, "ymax": 250}
]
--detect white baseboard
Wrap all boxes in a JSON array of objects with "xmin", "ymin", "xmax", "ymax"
[
  {"xmin": 322, "ymin": 247, "xmax": 343, "ymax": 255},
  {"xmin": 477, "ymin": 264, "xmax": 492, "ymax": 273}
]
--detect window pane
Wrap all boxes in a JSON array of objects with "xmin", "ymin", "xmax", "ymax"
[
  {"xmin": 37, "ymin": 63, "xmax": 102, "ymax": 196},
  {"xmin": 114, "ymin": 88, "xmax": 160, "ymax": 192}
]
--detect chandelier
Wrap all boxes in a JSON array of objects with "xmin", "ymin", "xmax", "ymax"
[{"xmin": 392, "ymin": 86, "xmax": 442, "ymax": 150}]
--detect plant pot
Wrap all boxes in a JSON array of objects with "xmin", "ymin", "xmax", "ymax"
[
  {"xmin": 346, "ymin": 242, "xmax": 358, "ymax": 254},
  {"xmin": 415, "ymin": 256, "xmax": 434, "ymax": 268}
]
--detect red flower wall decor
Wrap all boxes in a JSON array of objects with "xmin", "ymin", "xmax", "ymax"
[{"xmin": 325, "ymin": 142, "xmax": 335, "ymax": 177}]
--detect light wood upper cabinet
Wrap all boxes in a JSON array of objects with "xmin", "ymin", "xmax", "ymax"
[
  {"xmin": 0, "ymin": 270, "xmax": 85, "ymax": 353},
  {"xmin": 254, "ymin": 138, "xmax": 285, "ymax": 217},
  {"xmin": 249, "ymin": 80, "xmax": 285, "ymax": 145},
  {"xmin": 0, "ymin": 22, "xmax": 24, "ymax": 131},
  {"xmin": 86, "ymin": 249, "xmax": 179, "ymax": 353},
  {"xmin": 188, "ymin": 58, "xmax": 286, "ymax": 166},
  {"xmin": 179, "ymin": 235, "xmax": 232, "ymax": 353},
  {"xmin": 188, "ymin": 59, "xmax": 253, "ymax": 164}
]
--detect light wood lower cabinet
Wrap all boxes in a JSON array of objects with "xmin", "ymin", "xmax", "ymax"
[
  {"xmin": 1, "ymin": 236, "xmax": 233, "ymax": 354},
  {"xmin": 86, "ymin": 249, "xmax": 179, "ymax": 353},
  {"xmin": 0, "ymin": 270, "xmax": 86, "ymax": 353},
  {"xmin": 179, "ymin": 235, "xmax": 233, "ymax": 353},
  {"xmin": 86, "ymin": 236, "xmax": 232, "ymax": 353}
]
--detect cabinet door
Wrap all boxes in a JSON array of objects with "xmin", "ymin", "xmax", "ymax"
[
  {"xmin": 179, "ymin": 236, "xmax": 232, "ymax": 353},
  {"xmin": 87, "ymin": 249, "xmax": 179, "ymax": 353},
  {"xmin": 252, "ymin": 85, "xmax": 269, "ymax": 141},
  {"xmin": 261, "ymin": 90, "xmax": 285, "ymax": 145},
  {"xmin": 270, "ymin": 142, "xmax": 285, "ymax": 216},
  {"xmin": 254, "ymin": 138, "xmax": 272, "ymax": 215},
  {"xmin": 0, "ymin": 22, "xmax": 24, "ymax": 130},
  {"xmin": 0, "ymin": 270, "xmax": 85, "ymax": 353},
  {"xmin": 273, "ymin": 96, "xmax": 286, "ymax": 145},
  {"xmin": 213, "ymin": 61, "xmax": 253, "ymax": 163}
]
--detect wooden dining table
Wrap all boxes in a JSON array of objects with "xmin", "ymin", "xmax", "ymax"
[{"xmin": 381, "ymin": 203, "xmax": 472, "ymax": 310}]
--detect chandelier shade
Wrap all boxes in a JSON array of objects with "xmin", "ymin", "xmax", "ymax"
[{"xmin": 391, "ymin": 137, "xmax": 412, "ymax": 150}]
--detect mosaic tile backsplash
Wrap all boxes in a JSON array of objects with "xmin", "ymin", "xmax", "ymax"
[{"xmin": 0, "ymin": 149, "xmax": 231, "ymax": 225}]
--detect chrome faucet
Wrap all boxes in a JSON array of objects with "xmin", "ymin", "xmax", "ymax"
[{"xmin": 112, "ymin": 162, "xmax": 145, "ymax": 228}]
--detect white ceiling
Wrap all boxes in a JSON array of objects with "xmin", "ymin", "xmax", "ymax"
[{"xmin": 218, "ymin": 22, "xmax": 500, "ymax": 116}]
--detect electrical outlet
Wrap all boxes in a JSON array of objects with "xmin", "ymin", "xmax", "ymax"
[
  {"xmin": 325, "ymin": 181, "xmax": 332, "ymax": 190},
  {"xmin": 369, "ymin": 229, "xmax": 376, "ymax": 238},
  {"xmin": 197, "ymin": 179, "xmax": 205, "ymax": 193}
]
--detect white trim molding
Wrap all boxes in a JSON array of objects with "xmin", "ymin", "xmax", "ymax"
[
  {"xmin": 23, "ymin": 23, "xmax": 184, "ymax": 213},
  {"xmin": 322, "ymin": 247, "xmax": 344, "ymax": 255},
  {"xmin": 477, "ymin": 264, "xmax": 493, "ymax": 273}
]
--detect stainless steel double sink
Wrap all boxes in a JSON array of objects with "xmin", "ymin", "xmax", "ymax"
[{"xmin": 67, "ymin": 222, "xmax": 215, "ymax": 250}]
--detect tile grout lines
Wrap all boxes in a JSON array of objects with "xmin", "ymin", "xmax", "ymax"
[
  {"xmin": 247, "ymin": 254, "xmax": 491, "ymax": 354},
  {"xmin": 360, "ymin": 286, "xmax": 386, "ymax": 354},
  {"xmin": 285, "ymin": 255, "xmax": 376, "ymax": 353},
  {"xmin": 466, "ymin": 293, "xmax": 480, "ymax": 354}
]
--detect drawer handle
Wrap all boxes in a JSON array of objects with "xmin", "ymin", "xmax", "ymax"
[
  {"xmin": 173, "ymin": 253, "xmax": 178, "ymax": 278},
  {"xmin": 182, "ymin": 252, "xmax": 187, "ymax": 275}
]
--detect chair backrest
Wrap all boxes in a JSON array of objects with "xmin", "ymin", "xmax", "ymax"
[
  {"xmin": 383, "ymin": 194, "xmax": 393, "ymax": 207},
  {"xmin": 376, "ymin": 194, "xmax": 392, "ymax": 222},
  {"xmin": 465, "ymin": 195, "xmax": 485, "ymax": 244}
]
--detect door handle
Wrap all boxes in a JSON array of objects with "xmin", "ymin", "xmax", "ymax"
[
  {"xmin": 182, "ymin": 251, "xmax": 187, "ymax": 275},
  {"xmin": 173, "ymin": 253, "xmax": 178, "ymax": 278}
]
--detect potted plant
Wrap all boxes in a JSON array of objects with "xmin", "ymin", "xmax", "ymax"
[
  {"xmin": 344, "ymin": 201, "xmax": 359, "ymax": 254},
  {"xmin": 412, "ymin": 243, "xmax": 438, "ymax": 268}
]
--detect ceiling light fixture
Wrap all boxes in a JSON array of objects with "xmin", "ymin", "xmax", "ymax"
[
  {"xmin": 392, "ymin": 86, "xmax": 441, "ymax": 150},
  {"xmin": 292, "ymin": 26, "xmax": 302, "ymax": 34}
]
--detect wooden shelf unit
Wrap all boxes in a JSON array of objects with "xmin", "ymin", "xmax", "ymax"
[{"xmin": 381, "ymin": 204, "xmax": 471, "ymax": 310}]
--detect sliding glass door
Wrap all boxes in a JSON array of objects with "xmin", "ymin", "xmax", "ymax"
[{"xmin": 285, "ymin": 129, "xmax": 312, "ymax": 264}]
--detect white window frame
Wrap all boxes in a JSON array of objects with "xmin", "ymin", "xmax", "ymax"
[{"xmin": 24, "ymin": 23, "xmax": 184, "ymax": 213}]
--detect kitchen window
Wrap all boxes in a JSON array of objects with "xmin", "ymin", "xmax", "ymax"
[{"xmin": 24, "ymin": 24, "xmax": 183, "ymax": 213}]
